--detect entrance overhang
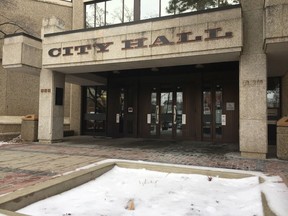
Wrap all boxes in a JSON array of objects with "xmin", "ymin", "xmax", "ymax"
[
  {"xmin": 48, "ymin": 49, "xmax": 241, "ymax": 74},
  {"xmin": 264, "ymin": 2, "xmax": 288, "ymax": 77},
  {"xmin": 42, "ymin": 7, "xmax": 243, "ymax": 74},
  {"xmin": 265, "ymin": 39, "xmax": 288, "ymax": 77},
  {"xmin": 65, "ymin": 73, "xmax": 107, "ymax": 85}
]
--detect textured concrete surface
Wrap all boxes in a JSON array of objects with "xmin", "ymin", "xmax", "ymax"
[
  {"xmin": 0, "ymin": 136, "xmax": 287, "ymax": 196},
  {"xmin": 277, "ymin": 127, "xmax": 288, "ymax": 160}
]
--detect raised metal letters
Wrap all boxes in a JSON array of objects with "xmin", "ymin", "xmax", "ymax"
[{"xmin": 48, "ymin": 28, "xmax": 233, "ymax": 57}]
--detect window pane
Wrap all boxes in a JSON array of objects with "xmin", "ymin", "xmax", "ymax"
[
  {"xmin": 160, "ymin": 92, "xmax": 173, "ymax": 136},
  {"xmin": 124, "ymin": 0, "xmax": 134, "ymax": 22},
  {"xmin": 203, "ymin": 90, "xmax": 212, "ymax": 138},
  {"xmin": 267, "ymin": 78, "xmax": 280, "ymax": 108},
  {"xmin": 150, "ymin": 91, "xmax": 157, "ymax": 136},
  {"xmin": 141, "ymin": 0, "xmax": 159, "ymax": 20},
  {"xmin": 85, "ymin": 3, "xmax": 96, "ymax": 28},
  {"xmin": 164, "ymin": 0, "xmax": 194, "ymax": 15},
  {"xmin": 95, "ymin": 2, "xmax": 105, "ymax": 27},
  {"xmin": 176, "ymin": 91, "xmax": 183, "ymax": 136},
  {"xmin": 87, "ymin": 87, "xmax": 96, "ymax": 113},
  {"xmin": 215, "ymin": 85, "xmax": 223, "ymax": 139},
  {"xmin": 96, "ymin": 88, "xmax": 107, "ymax": 113},
  {"xmin": 161, "ymin": 0, "xmax": 171, "ymax": 16},
  {"xmin": 106, "ymin": 0, "xmax": 123, "ymax": 25}
]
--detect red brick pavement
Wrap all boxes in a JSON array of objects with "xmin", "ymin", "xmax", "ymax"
[{"xmin": 0, "ymin": 138, "xmax": 287, "ymax": 195}]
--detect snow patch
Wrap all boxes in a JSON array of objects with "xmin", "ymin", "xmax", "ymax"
[
  {"xmin": 18, "ymin": 165, "xmax": 286, "ymax": 216},
  {"xmin": 0, "ymin": 135, "xmax": 22, "ymax": 146}
]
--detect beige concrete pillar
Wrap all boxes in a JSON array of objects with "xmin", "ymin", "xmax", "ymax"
[
  {"xmin": 38, "ymin": 16, "xmax": 66, "ymax": 143},
  {"xmin": 41, "ymin": 16, "xmax": 65, "ymax": 38},
  {"xmin": 73, "ymin": 0, "xmax": 84, "ymax": 29},
  {"xmin": 38, "ymin": 69, "xmax": 65, "ymax": 143},
  {"xmin": 70, "ymin": 84, "xmax": 81, "ymax": 135},
  {"xmin": 239, "ymin": 0, "xmax": 268, "ymax": 159}
]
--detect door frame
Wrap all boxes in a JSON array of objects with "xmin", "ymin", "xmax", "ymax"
[
  {"xmin": 107, "ymin": 80, "xmax": 138, "ymax": 138},
  {"xmin": 201, "ymin": 78, "xmax": 239, "ymax": 143},
  {"xmin": 81, "ymin": 86, "xmax": 107, "ymax": 136},
  {"xmin": 146, "ymin": 84, "xmax": 185, "ymax": 139},
  {"xmin": 202, "ymin": 82, "xmax": 224, "ymax": 142}
]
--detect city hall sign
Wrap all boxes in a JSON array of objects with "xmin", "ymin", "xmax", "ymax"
[{"xmin": 47, "ymin": 27, "xmax": 233, "ymax": 58}]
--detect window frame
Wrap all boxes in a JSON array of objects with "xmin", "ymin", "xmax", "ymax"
[{"xmin": 84, "ymin": 0, "xmax": 240, "ymax": 29}]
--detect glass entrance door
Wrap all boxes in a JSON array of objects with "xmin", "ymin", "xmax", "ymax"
[
  {"xmin": 160, "ymin": 91, "xmax": 173, "ymax": 137},
  {"xmin": 115, "ymin": 87, "xmax": 136, "ymax": 137},
  {"xmin": 150, "ymin": 87, "xmax": 183, "ymax": 138},
  {"xmin": 202, "ymin": 84, "xmax": 223, "ymax": 142},
  {"xmin": 82, "ymin": 86, "xmax": 107, "ymax": 135}
]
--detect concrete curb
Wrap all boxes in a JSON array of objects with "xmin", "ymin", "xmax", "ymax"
[{"xmin": 0, "ymin": 160, "xmax": 276, "ymax": 216}]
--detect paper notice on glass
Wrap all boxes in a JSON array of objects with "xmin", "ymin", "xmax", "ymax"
[
  {"xmin": 116, "ymin": 114, "xmax": 120, "ymax": 123},
  {"xmin": 221, "ymin": 114, "xmax": 226, "ymax": 126},
  {"xmin": 226, "ymin": 102, "xmax": 235, "ymax": 111},
  {"xmin": 147, "ymin": 114, "xmax": 151, "ymax": 124},
  {"xmin": 182, "ymin": 114, "xmax": 186, "ymax": 125}
]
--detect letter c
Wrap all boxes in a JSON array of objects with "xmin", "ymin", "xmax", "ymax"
[{"xmin": 48, "ymin": 48, "xmax": 61, "ymax": 57}]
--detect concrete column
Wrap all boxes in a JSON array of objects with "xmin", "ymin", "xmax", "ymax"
[
  {"xmin": 73, "ymin": 0, "xmax": 84, "ymax": 29},
  {"xmin": 41, "ymin": 16, "xmax": 65, "ymax": 38},
  {"xmin": 70, "ymin": 84, "xmax": 81, "ymax": 135},
  {"xmin": 38, "ymin": 69, "xmax": 65, "ymax": 143},
  {"xmin": 239, "ymin": 0, "xmax": 268, "ymax": 159},
  {"xmin": 39, "ymin": 16, "xmax": 66, "ymax": 143}
]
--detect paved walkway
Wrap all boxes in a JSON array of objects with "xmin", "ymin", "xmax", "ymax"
[{"xmin": 0, "ymin": 136, "xmax": 287, "ymax": 195}]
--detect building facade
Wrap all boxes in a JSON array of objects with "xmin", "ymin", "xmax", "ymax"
[
  {"xmin": 1, "ymin": 0, "xmax": 288, "ymax": 159},
  {"xmin": 0, "ymin": 0, "xmax": 73, "ymax": 140}
]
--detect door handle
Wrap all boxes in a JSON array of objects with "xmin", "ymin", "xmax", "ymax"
[
  {"xmin": 173, "ymin": 105, "xmax": 177, "ymax": 124},
  {"xmin": 156, "ymin": 105, "xmax": 159, "ymax": 124}
]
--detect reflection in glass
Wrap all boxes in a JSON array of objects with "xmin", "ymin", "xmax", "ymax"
[
  {"xmin": 85, "ymin": 2, "xmax": 105, "ymax": 28},
  {"xmin": 86, "ymin": 87, "xmax": 107, "ymax": 114},
  {"xmin": 86, "ymin": 0, "xmax": 241, "ymax": 27},
  {"xmin": 165, "ymin": 0, "xmax": 193, "ymax": 15},
  {"xmin": 124, "ymin": 0, "xmax": 134, "ymax": 22},
  {"xmin": 85, "ymin": 0, "xmax": 134, "ymax": 28},
  {"xmin": 161, "ymin": 0, "xmax": 172, "ymax": 16},
  {"xmin": 176, "ymin": 91, "xmax": 183, "ymax": 136},
  {"xmin": 119, "ymin": 88, "xmax": 125, "ymax": 133},
  {"xmin": 267, "ymin": 78, "xmax": 280, "ymax": 108},
  {"xmin": 85, "ymin": 4, "xmax": 96, "ymax": 28},
  {"xmin": 215, "ymin": 85, "xmax": 222, "ymax": 138},
  {"xmin": 86, "ymin": 87, "xmax": 96, "ymax": 114},
  {"xmin": 165, "ymin": 0, "xmax": 240, "ymax": 15},
  {"xmin": 150, "ymin": 91, "xmax": 157, "ymax": 136},
  {"xmin": 84, "ymin": 87, "xmax": 107, "ymax": 133},
  {"xmin": 141, "ymin": 0, "xmax": 159, "ymax": 19},
  {"xmin": 202, "ymin": 90, "xmax": 211, "ymax": 138},
  {"xmin": 106, "ymin": 0, "xmax": 123, "ymax": 25},
  {"xmin": 160, "ymin": 92, "xmax": 173, "ymax": 136}
]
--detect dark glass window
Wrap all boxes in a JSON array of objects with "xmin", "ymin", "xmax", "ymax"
[
  {"xmin": 85, "ymin": 0, "xmax": 134, "ymax": 28},
  {"xmin": 55, "ymin": 87, "xmax": 64, "ymax": 106},
  {"xmin": 267, "ymin": 77, "xmax": 280, "ymax": 109},
  {"xmin": 85, "ymin": 0, "xmax": 240, "ymax": 28},
  {"xmin": 82, "ymin": 86, "xmax": 107, "ymax": 135},
  {"xmin": 267, "ymin": 77, "xmax": 281, "ymax": 145}
]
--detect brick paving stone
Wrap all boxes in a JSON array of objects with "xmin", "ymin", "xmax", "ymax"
[{"xmin": 0, "ymin": 136, "xmax": 287, "ymax": 196}]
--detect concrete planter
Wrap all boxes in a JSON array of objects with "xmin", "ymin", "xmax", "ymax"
[{"xmin": 277, "ymin": 117, "xmax": 288, "ymax": 160}]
